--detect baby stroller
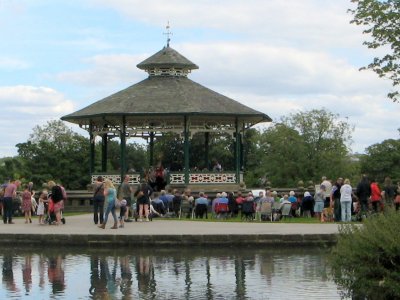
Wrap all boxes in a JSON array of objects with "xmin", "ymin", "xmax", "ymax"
[
  {"xmin": 44, "ymin": 200, "xmax": 65, "ymax": 225},
  {"xmin": 44, "ymin": 209, "xmax": 66, "ymax": 225}
]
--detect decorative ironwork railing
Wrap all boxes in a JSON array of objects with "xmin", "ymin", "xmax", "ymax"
[
  {"xmin": 91, "ymin": 172, "xmax": 239, "ymax": 185},
  {"xmin": 169, "ymin": 172, "xmax": 237, "ymax": 184},
  {"xmin": 91, "ymin": 173, "xmax": 141, "ymax": 185}
]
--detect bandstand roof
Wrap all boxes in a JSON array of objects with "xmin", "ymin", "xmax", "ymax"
[
  {"xmin": 136, "ymin": 46, "xmax": 199, "ymax": 70},
  {"xmin": 61, "ymin": 46, "xmax": 271, "ymax": 135}
]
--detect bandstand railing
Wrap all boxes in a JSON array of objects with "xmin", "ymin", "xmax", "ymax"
[
  {"xmin": 90, "ymin": 171, "xmax": 243, "ymax": 185},
  {"xmin": 168, "ymin": 172, "xmax": 242, "ymax": 185},
  {"xmin": 91, "ymin": 173, "xmax": 141, "ymax": 185}
]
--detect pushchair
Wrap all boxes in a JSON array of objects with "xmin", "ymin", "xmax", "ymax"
[{"xmin": 44, "ymin": 207, "xmax": 65, "ymax": 225}]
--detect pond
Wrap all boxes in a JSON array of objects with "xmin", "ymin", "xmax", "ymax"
[{"xmin": 0, "ymin": 247, "xmax": 346, "ymax": 299}]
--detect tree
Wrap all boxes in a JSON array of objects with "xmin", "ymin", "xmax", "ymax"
[
  {"xmin": 153, "ymin": 132, "xmax": 235, "ymax": 171},
  {"xmin": 282, "ymin": 109, "xmax": 354, "ymax": 182},
  {"xmin": 0, "ymin": 157, "xmax": 25, "ymax": 183},
  {"xmin": 349, "ymin": 0, "xmax": 400, "ymax": 102},
  {"xmin": 244, "ymin": 109, "xmax": 355, "ymax": 188},
  {"xmin": 246, "ymin": 124, "xmax": 307, "ymax": 187},
  {"xmin": 360, "ymin": 138, "xmax": 400, "ymax": 182},
  {"xmin": 331, "ymin": 210, "xmax": 400, "ymax": 299},
  {"xmin": 16, "ymin": 120, "xmax": 91, "ymax": 189}
]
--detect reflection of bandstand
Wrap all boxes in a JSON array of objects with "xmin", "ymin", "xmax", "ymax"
[{"xmin": 62, "ymin": 40, "xmax": 271, "ymax": 190}]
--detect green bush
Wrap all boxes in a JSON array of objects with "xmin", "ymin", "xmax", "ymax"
[{"xmin": 330, "ymin": 209, "xmax": 400, "ymax": 299}]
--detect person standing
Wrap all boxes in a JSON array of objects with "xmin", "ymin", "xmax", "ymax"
[
  {"xmin": 21, "ymin": 184, "xmax": 33, "ymax": 224},
  {"xmin": 98, "ymin": 179, "xmax": 118, "ymax": 229},
  {"xmin": 383, "ymin": 176, "xmax": 396, "ymax": 210},
  {"xmin": 321, "ymin": 176, "xmax": 332, "ymax": 208},
  {"xmin": 3, "ymin": 179, "xmax": 20, "ymax": 224},
  {"xmin": 356, "ymin": 174, "xmax": 371, "ymax": 214},
  {"xmin": 48, "ymin": 181, "xmax": 65, "ymax": 226},
  {"xmin": 37, "ymin": 190, "xmax": 47, "ymax": 225},
  {"xmin": 331, "ymin": 178, "xmax": 343, "ymax": 222},
  {"xmin": 370, "ymin": 179, "xmax": 382, "ymax": 213},
  {"xmin": 119, "ymin": 175, "xmax": 133, "ymax": 222},
  {"xmin": 92, "ymin": 176, "xmax": 105, "ymax": 225},
  {"xmin": 135, "ymin": 180, "xmax": 153, "ymax": 222},
  {"xmin": 314, "ymin": 185, "xmax": 325, "ymax": 221},
  {"xmin": 340, "ymin": 179, "xmax": 353, "ymax": 222}
]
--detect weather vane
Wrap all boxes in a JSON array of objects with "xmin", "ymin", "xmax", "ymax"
[{"xmin": 163, "ymin": 21, "xmax": 172, "ymax": 47}]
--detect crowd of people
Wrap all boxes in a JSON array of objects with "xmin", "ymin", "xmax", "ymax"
[
  {"xmin": 0, "ymin": 179, "xmax": 67, "ymax": 225},
  {"xmin": 1, "ymin": 174, "xmax": 399, "ymax": 227},
  {"xmin": 97, "ymin": 174, "xmax": 400, "ymax": 224}
]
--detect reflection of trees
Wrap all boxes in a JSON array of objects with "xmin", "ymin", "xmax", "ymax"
[
  {"xmin": 184, "ymin": 258, "xmax": 192, "ymax": 299},
  {"xmin": 234, "ymin": 255, "xmax": 247, "ymax": 299},
  {"xmin": 205, "ymin": 257, "xmax": 213, "ymax": 300}
]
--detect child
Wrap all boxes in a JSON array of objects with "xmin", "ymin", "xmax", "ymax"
[
  {"xmin": 119, "ymin": 199, "xmax": 127, "ymax": 228},
  {"xmin": 37, "ymin": 190, "xmax": 47, "ymax": 225},
  {"xmin": 31, "ymin": 190, "xmax": 38, "ymax": 216}
]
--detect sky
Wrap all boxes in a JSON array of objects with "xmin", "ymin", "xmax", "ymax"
[{"xmin": 0, "ymin": 0, "xmax": 399, "ymax": 158}]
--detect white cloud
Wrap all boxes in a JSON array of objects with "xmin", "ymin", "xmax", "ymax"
[
  {"xmin": 91, "ymin": 0, "xmax": 363, "ymax": 49},
  {"xmin": 53, "ymin": 54, "xmax": 146, "ymax": 87},
  {"xmin": 0, "ymin": 85, "xmax": 75, "ymax": 157},
  {"xmin": 0, "ymin": 57, "xmax": 29, "ymax": 70}
]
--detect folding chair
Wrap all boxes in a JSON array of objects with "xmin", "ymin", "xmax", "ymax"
[
  {"xmin": 215, "ymin": 202, "xmax": 229, "ymax": 219},
  {"xmin": 280, "ymin": 203, "xmax": 292, "ymax": 220},
  {"xmin": 259, "ymin": 201, "xmax": 273, "ymax": 221}
]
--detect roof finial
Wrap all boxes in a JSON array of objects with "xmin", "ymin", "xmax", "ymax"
[{"xmin": 163, "ymin": 21, "xmax": 172, "ymax": 47}]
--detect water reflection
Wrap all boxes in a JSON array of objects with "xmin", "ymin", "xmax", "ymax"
[{"xmin": 0, "ymin": 247, "xmax": 345, "ymax": 299}]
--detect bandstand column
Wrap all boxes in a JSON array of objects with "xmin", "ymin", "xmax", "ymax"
[
  {"xmin": 120, "ymin": 116, "xmax": 127, "ymax": 180},
  {"xmin": 204, "ymin": 132, "xmax": 209, "ymax": 170},
  {"xmin": 184, "ymin": 116, "xmax": 190, "ymax": 184},
  {"xmin": 101, "ymin": 133, "xmax": 108, "ymax": 172},
  {"xmin": 149, "ymin": 131, "xmax": 155, "ymax": 167},
  {"xmin": 89, "ymin": 122, "xmax": 95, "ymax": 174},
  {"xmin": 235, "ymin": 118, "xmax": 241, "ymax": 184}
]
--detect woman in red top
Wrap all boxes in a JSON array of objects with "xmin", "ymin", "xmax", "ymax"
[{"xmin": 370, "ymin": 179, "xmax": 382, "ymax": 213}]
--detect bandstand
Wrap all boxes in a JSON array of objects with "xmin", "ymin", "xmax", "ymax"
[{"xmin": 61, "ymin": 42, "xmax": 271, "ymax": 190}]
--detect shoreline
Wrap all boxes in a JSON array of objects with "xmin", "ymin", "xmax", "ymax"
[{"xmin": 0, "ymin": 214, "xmax": 339, "ymax": 247}]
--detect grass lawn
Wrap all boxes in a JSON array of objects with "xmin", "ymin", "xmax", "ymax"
[{"xmin": 159, "ymin": 214, "xmax": 328, "ymax": 224}]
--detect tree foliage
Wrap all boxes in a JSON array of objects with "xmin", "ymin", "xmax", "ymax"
[
  {"xmin": 101, "ymin": 140, "xmax": 148, "ymax": 173},
  {"xmin": 349, "ymin": 0, "xmax": 400, "ymax": 102},
  {"xmin": 16, "ymin": 120, "xmax": 91, "ymax": 189},
  {"xmin": 330, "ymin": 210, "xmax": 400, "ymax": 299},
  {"xmin": 244, "ymin": 109, "xmax": 355, "ymax": 187},
  {"xmin": 360, "ymin": 138, "xmax": 400, "ymax": 181},
  {"xmin": 282, "ymin": 109, "xmax": 354, "ymax": 180},
  {"xmin": 153, "ymin": 132, "xmax": 235, "ymax": 171}
]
